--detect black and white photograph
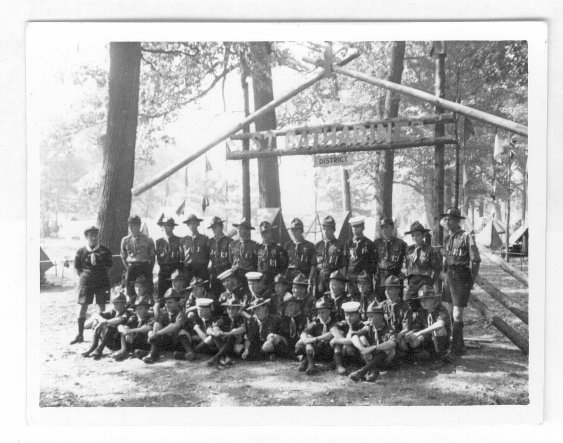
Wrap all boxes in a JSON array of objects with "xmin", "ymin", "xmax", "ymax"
[{"xmin": 25, "ymin": 21, "xmax": 546, "ymax": 425}]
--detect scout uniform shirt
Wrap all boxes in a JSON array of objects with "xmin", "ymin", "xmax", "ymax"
[
  {"xmin": 348, "ymin": 235, "xmax": 375, "ymax": 277},
  {"xmin": 127, "ymin": 311, "xmax": 155, "ymax": 330},
  {"xmin": 217, "ymin": 286, "xmax": 248, "ymax": 316},
  {"xmin": 100, "ymin": 308, "xmax": 132, "ymax": 324},
  {"xmin": 208, "ymin": 234, "xmax": 233, "ymax": 274},
  {"xmin": 155, "ymin": 234, "xmax": 184, "ymax": 267},
  {"xmin": 373, "ymin": 236, "xmax": 407, "ymax": 276},
  {"xmin": 381, "ymin": 299, "xmax": 412, "ymax": 333},
  {"xmin": 187, "ymin": 313, "xmax": 217, "ymax": 336},
  {"xmin": 406, "ymin": 243, "xmax": 441, "ymax": 280},
  {"xmin": 305, "ymin": 316, "xmax": 337, "ymax": 338},
  {"xmin": 412, "ymin": 303, "xmax": 452, "ymax": 337},
  {"xmin": 257, "ymin": 241, "xmax": 289, "ymax": 280},
  {"xmin": 284, "ymin": 238, "xmax": 316, "ymax": 278},
  {"xmin": 336, "ymin": 318, "xmax": 367, "ymax": 338},
  {"xmin": 213, "ymin": 313, "xmax": 246, "ymax": 334},
  {"xmin": 443, "ymin": 229, "xmax": 481, "ymax": 269},
  {"xmin": 366, "ymin": 323, "xmax": 397, "ymax": 347},
  {"xmin": 315, "ymin": 238, "xmax": 349, "ymax": 275},
  {"xmin": 245, "ymin": 314, "xmax": 283, "ymax": 345},
  {"xmin": 121, "ymin": 233, "xmax": 156, "ymax": 264},
  {"xmin": 229, "ymin": 238, "xmax": 260, "ymax": 273},
  {"xmin": 182, "ymin": 232, "xmax": 210, "ymax": 271},
  {"xmin": 332, "ymin": 293, "xmax": 361, "ymax": 322},
  {"xmin": 280, "ymin": 313, "xmax": 308, "ymax": 347},
  {"xmin": 74, "ymin": 244, "xmax": 113, "ymax": 289},
  {"xmin": 156, "ymin": 308, "xmax": 188, "ymax": 334}
]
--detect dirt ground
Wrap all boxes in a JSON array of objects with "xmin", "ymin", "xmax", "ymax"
[{"xmin": 39, "ymin": 239, "xmax": 529, "ymax": 407}]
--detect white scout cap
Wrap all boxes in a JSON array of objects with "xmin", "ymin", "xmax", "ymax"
[
  {"xmin": 195, "ymin": 298, "xmax": 214, "ymax": 308},
  {"xmin": 349, "ymin": 216, "xmax": 366, "ymax": 226},
  {"xmin": 342, "ymin": 301, "xmax": 361, "ymax": 313},
  {"xmin": 245, "ymin": 271, "xmax": 263, "ymax": 281}
]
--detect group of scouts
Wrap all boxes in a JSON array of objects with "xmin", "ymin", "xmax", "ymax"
[{"xmin": 70, "ymin": 207, "xmax": 480, "ymax": 382}]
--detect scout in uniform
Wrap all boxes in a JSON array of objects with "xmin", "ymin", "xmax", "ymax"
[
  {"xmin": 164, "ymin": 269, "xmax": 190, "ymax": 312},
  {"xmin": 347, "ymin": 216, "xmax": 375, "ymax": 295},
  {"xmin": 284, "ymin": 217, "xmax": 316, "ymax": 288},
  {"xmin": 257, "ymin": 221, "xmax": 289, "ymax": 286},
  {"xmin": 143, "ymin": 288, "xmax": 195, "ymax": 363},
  {"xmin": 243, "ymin": 297, "xmax": 286, "ymax": 361},
  {"xmin": 116, "ymin": 298, "xmax": 155, "ymax": 360},
  {"xmin": 228, "ymin": 218, "xmax": 260, "ymax": 286},
  {"xmin": 292, "ymin": 273, "xmax": 316, "ymax": 320},
  {"xmin": 185, "ymin": 276, "xmax": 212, "ymax": 309},
  {"xmin": 356, "ymin": 270, "xmax": 378, "ymax": 317},
  {"xmin": 329, "ymin": 270, "xmax": 359, "ymax": 322},
  {"xmin": 272, "ymin": 273, "xmax": 290, "ymax": 315},
  {"xmin": 71, "ymin": 225, "xmax": 113, "ymax": 345},
  {"xmin": 133, "ymin": 275, "xmax": 152, "ymax": 307},
  {"xmin": 405, "ymin": 285, "xmax": 452, "ymax": 369},
  {"xmin": 206, "ymin": 295, "xmax": 247, "ymax": 367},
  {"xmin": 181, "ymin": 214, "xmax": 211, "ymax": 283},
  {"xmin": 373, "ymin": 217, "xmax": 407, "ymax": 303},
  {"xmin": 246, "ymin": 271, "xmax": 267, "ymax": 304},
  {"xmin": 380, "ymin": 275, "xmax": 412, "ymax": 354},
  {"xmin": 330, "ymin": 301, "xmax": 367, "ymax": 375},
  {"xmin": 185, "ymin": 298, "xmax": 218, "ymax": 355},
  {"xmin": 441, "ymin": 207, "xmax": 480, "ymax": 355},
  {"xmin": 349, "ymin": 301, "xmax": 397, "ymax": 382},
  {"xmin": 120, "ymin": 215, "xmax": 156, "ymax": 305},
  {"xmin": 279, "ymin": 292, "xmax": 309, "ymax": 359},
  {"xmin": 404, "ymin": 221, "xmax": 441, "ymax": 309},
  {"xmin": 314, "ymin": 215, "xmax": 349, "ymax": 296},
  {"xmin": 216, "ymin": 268, "xmax": 247, "ymax": 317},
  {"xmin": 295, "ymin": 297, "xmax": 337, "ymax": 375},
  {"xmin": 155, "ymin": 216, "xmax": 184, "ymax": 302},
  {"xmin": 207, "ymin": 216, "xmax": 233, "ymax": 298},
  {"xmin": 81, "ymin": 291, "xmax": 131, "ymax": 360}
]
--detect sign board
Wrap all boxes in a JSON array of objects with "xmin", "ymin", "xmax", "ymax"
[{"xmin": 314, "ymin": 154, "xmax": 352, "ymax": 168}]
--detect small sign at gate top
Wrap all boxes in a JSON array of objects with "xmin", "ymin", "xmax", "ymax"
[{"xmin": 314, "ymin": 154, "xmax": 352, "ymax": 168}]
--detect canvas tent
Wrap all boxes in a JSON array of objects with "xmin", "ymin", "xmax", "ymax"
[
  {"xmin": 509, "ymin": 223, "xmax": 529, "ymax": 255},
  {"xmin": 476, "ymin": 219, "xmax": 506, "ymax": 250}
]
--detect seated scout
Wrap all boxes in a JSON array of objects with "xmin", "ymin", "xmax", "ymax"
[
  {"xmin": 295, "ymin": 296, "xmax": 336, "ymax": 375},
  {"xmin": 349, "ymin": 301, "xmax": 397, "ymax": 382},
  {"xmin": 404, "ymin": 285, "xmax": 453, "ymax": 369},
  {"xmin": 216, "ymin": 268, "xmax": 247, "ymax": 317},
  {"xmin": 380, "ymin": 275, "xmax": 412, "ymax": 352},
  {"xmin": 246, "ymin": 271, "xmax": 267, "ymax": 303},
  {"xmin": 185, "ymin": 276, "xmax": 211, "ymax": 309},
  {"xmin": 291, "ymin": 273, "xmax": 316, "ymax": 320},
  {"xmin": 116, "ymin": 298, "xmax": 155, "ymax": 360},
  {"xmin": 161, "ymin": 269, "xmax": 190, "ymax": 312},
  {"xmin": 186, "ymin": 298, "xmax": 218, "ymax": 355},
  {"xmin": 242, "ymin": 297, "xmax": 286, "ymax": 361},
  {"xmin": 355, "ymin": 270, "xmax": 377, "ymax": 318},
  {"xmin": 329, "ymin": 270, "xmax": 359, "ymax": 322},
  {"xmin": 206, "ymin": 295, "xmax": 247, "ymax": 367},
  {"xmin": 280, "ymin": 292, "xmax": 309, "ymax": 359},
  {"xmin": 143, "ymin": 288, "xmax": 195, "ymax": 364},
  {"xmin": 81, "ymin": 290, "xmax": 131, "ymax": 360},
  {"xmin": 330, "ymin": 301, "xmax": 367, "ymax": 375},
  {"xmin": 133, "ymin": 275, "xmax": 152, "ymax": 308},
  {"xmin": 272, "ymin": 273, "xmax": 290, "ymax": 315}
]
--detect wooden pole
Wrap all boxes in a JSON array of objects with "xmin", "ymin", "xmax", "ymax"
[
  {"xmin": 240, "ymin": 53, "xmax": 251, "ymax": 221},
  {"xmin": 433, "ymin": 42, "xmax": 446, "ymax": 245},
  {"xmin": 481, "ymin": 250, "xmax": 528, "ymax": 287},
  {"xmin": 342, "ymin": 168, "xmax": 352, "ymax": 212},
  {"xmin": 131, "ymin": 50, "xmax": 360, "ymax": 196},
  {"xmin": 470, "ymin": 294, "xmax": 529, "ymax": 354},
  {"xmin": 475, "ymin": 275, "xmax": 528, "ymax": 324},
  {"xmin": 332, "ymin": 66, "xmax": 528, "ymax": 138},
  {"xmin": 454, "ymin": 115, "xmax": 461, "ymax": 208},
  {"xmin": 506, "ymin": 151, "xmax": 512, "ymax": 262}
]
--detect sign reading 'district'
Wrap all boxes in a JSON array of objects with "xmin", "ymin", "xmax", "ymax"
[{"xmin": 314, "ymin": 154, "xmax": 352, "ymax": 168}]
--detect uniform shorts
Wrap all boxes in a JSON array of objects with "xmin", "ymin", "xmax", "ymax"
[
  {"xmin": 444, "ymin": 267, "xmax": 472, "ymax": 307},
  {"xmin": 295, "ymin": 340, "xmax": 333, "ymax": 362},
  {"xmin": 77, "ymin": 286, "xmax": 110, "ymax": 305}
]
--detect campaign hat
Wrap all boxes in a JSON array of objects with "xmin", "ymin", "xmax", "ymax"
[
  {"xmin": 169, "ymin": 269, "xmax": 189, "ymax": 282},
  {"xmin": 313, "ymin": 296, "xmax": 334, "ymax": 311},
  {"xmin": 134, "ymin": 275, "xmax": 149, "ymax": 286},
  {"xmin": 329, "ymin": 270, "xmax": 348, "ymax": 282},
  {"xmin": 127, "ymin": 215, "xmax": 142, "ymax": 225},
  {"xmin": 111, "ymin": 290, "xmax": 127, "ymax": 304},
  {"xmin": 292, "ymin": 273, "xmax": 309, "ymax": 286},
  {"xmin": 342, "ymin": 301, "xmax": 361, "ymax": 313},
  {"xmin": 413, "ymin": 285, "xmax": 442, "ymax": 300},
  {"xmin": 187, "ymin": 276, "xmax": 208, "ymax": 290},
  {"xmin": 183, "ymin": 213, "xmax": 204, "ymax": 225},
  {"xmin": 221, "ymin": 295, "xmax": 243, "ymax": 307},
  {"xmin": 441, "ymin": 207, "xmax": 466, "ymax": 219},
  {"xmin": 282, "ymin": 292, "xmax": 302, "ymax": 305},
  {"xmin": 405, "ymin": 221, "xmax": 431, "ymax": 235},
  {"xmin": 355, "ymin": 270, "xmax": 372, "ymax": 283},
  {"xmin": 380, "ymin": 275, "xmax": 403, "ymax": 288},
  {"xmin": 259, "ymin": 221, "xmax": 277, "ymax": 232},
  {"xmin": 232, "ymin": 218, "xmax": 254, "ymax": 230},
  {"xmin": 84, "ymin": 225, "xmax": 100, "ymax": 236},
  {"xmin": 247, "ymin": 297, "xmax": 271, "ymax": 310},
  {"xmin": 158, "ymin": 216, "xmax": 178, "ymax": 227},
  {"xmin": 379, "ymin": 217, "xmax": 394, "ymax": 227},
  {"xmin": 287, "ymin": 218, "xmax": 304, "ymax": 230},
  {"xmin": 133, "ymin": 298, "xmax": 151, "ymax": 309},
  {"xmin": 349, "ymin": 216, "xmax": 366, "ymax": 227},
  {"xmin": 366, "ymin": 300, "xmax": 385, "ymax": 314},
  {"xmin": 321, "ymin": 215, "xmax": 336, "ymax": 228},
  {"xmin": 207, "ymin": 216, "xmax": 226, "ymax": 229},
  {"xmin": 274, "ymin": 274, "xmax": 289, "ymax": 285},
  {"xmin": 162, "ymin": 288, "xmax": 181, "ymax": 301}
]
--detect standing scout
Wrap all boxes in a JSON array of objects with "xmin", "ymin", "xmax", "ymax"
[
  {"xmin": 228, "ymin": 218, "xmax": 259, "ymax": 286},
  {"xmin": 243, "ymin": 297, "xmax": 286, "ymax": 361},
  {"xmin": 295, "ymin": 297, "xmax": 337, "ymax": 375},
  {"xmin": 71, "ymin": 225, "xmax": 113, "ymax": 345},
  {"xmin": 155, "ymin": 216, "xmax": 184, "ymax": 303},
  {"xmin": 373, "ymin": 217, "xmax": 407, "ymax": 302},
  {"xmin": 347, "ymin": 216, "xmax": 375, "ymax": 295},
  {"xmin": 314, "ymin": 215, "xmax": 349, "ymax": 296},
  {"xmin": 116, "ymin": 298, "xmax": 155, "ymax": 360},
  {"xmin": 207, "ymin": 216, "xmax": 233, "ymax": 299},
  {"xmin": 441, "ymin": 207, "xmax": 480, "ymax": 356},
  {"xmin": 284, "ymin": 218, "xmax": 316, "ymax": 290},
  {"xmin": 120, "ymin": 215, "xmax": 156, "ymax": 305},
  {"xmin": 182, "ymin": 214, "xmax": 211, "ymax": 283},
  {"xmin": 404, "ymin": 221, "xmax": 441, "ymax": 308},
  {"xmin": 257, "ymin": 221, "xmax": 289, "ymax": 286}
]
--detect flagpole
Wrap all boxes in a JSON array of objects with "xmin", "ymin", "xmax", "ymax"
[
  {"xmin": 506, "ymin": 147, "xmax": 512, "ymax": 263},
  {"xmin": 454, "ymin": 114, "xmax": 461, "ymax": 208}
]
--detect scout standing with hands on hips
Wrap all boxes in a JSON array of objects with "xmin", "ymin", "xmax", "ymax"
[
  {"xmin": 314, "ymin": 215, "xmax": 349, "ymax": 296},
  {"xmin": 182, "ymin": 214, "xmax": 211, "ymax": 283},
  {"xmin": 373, "ymin": 217, "xmax": 407, "ymax": 302},
  {"xmin": 71, "ymin": 225, "xmax": 113, "ymax": 344},
  {"xmin": 284, "ymin": 218, "xmax": 317, "ymax": 293},
  {"xmin": 207, "ymin": 216, "xmax": 233, "ymax": 299}
]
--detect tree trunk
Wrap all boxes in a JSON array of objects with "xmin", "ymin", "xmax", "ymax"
[
  {"xmin": 341, "ymin": 168, "xmax": 352, "ymax": 212},
  {"xmin": 97, "ymin": 42, "xmax": 141, "ymax": 283},
  {"xmin": 433, "ymin": 41, "xmax": 446, "ymax": 245},
  {"xmin": 378, "ymin": 41, "xmax": 406, "ymax": 221},
  {"xmin": 422, "ymin": 172, "xmax": 435, "ymax": 229},
  {"xmin": 240, "ymin": 52, "xmax": 252, "ymax": 220},
  {"xmin": 249, "ymin": 42, "xmax": 281, "ymax": 209}
]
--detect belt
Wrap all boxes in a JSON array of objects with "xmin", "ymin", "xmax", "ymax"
[{"xmin": 128, "ymin": 261, "xmax": 150, "ymax": 265}]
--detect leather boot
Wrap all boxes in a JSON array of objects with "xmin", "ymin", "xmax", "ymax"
[
  {"xmin": 71, "ymin": 318, "xmax": 86, "ymax": 344},
  {"xmin": 92, "ymin": 332, "xmax": 110, "ymax": 360},
  {"xmin": 206, "ymin": 337, "xmax": 233, "ymax": 367},
  {"xmin": 143, "ymin": 343, "xmax": 160, "ymax": 364},
  {"xmin": 333, "ymin": 352, "xmax": 347, "ymax": 375},
  {"xmin": 349, "ymin": 353, "xmax": 385, "ymax": 382},
  {"xmin": 451, "ymin": 321, "xmax": 467, "ymax": 355},
  {"xmin": 178, "ymin": 335, "xmax": 196, "ymax": 361}
]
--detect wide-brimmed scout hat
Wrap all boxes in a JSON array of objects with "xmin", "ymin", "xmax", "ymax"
[
  {"xmin": 405, "ymin": 221, "xmax": 431, "ymax": 235},
  {"xmin": 342, "ymin": 301, "xmax": 361, "ymax": 313},
  {"xmin": 366, "ymin": 300, "xmax": 385, "ymax": 314},
  {"xmin": 158, "ymin": 216, "xmax": 178, "ymax": 227},
  {"xmin": 127, "ymin": 215, "xmax": 142, "ymax": 225},
  {"xmin": 207, "ymin": 216, "xmax": 226, "ymax": 229},
  {"xmin": 134, "ymin": 275, "xmax": 149, "ymax": 286},
  {"xmin": 274, "ymin": 274, "xmax": 289, "ymax": 285},
  {"xmin": 133, "ymin": 298, "xmax": 151, "ymax": 309},
  {"xmin": 379, "ymin": 217, "xmax": 394, "ymax": 227},
  {"xmin": 222, "ymin": 295, "xmax": 243, "ymax": 307},
  {"xmin": 321, "ymin": 215, "xmax": 336, "ymax": 228},
  {"xmin": 247, "ymin": 297, "xmax": 271, "ymax": 310},
  {"xmin": 355, "ymin": 270, "xmax": 372, "ymax": 283},
  {"xmin": 314, "ymin": 296, "xmax": 334, "ymax": 311},
  {"xmin": 381, "ymin": 275, "xmax": 403, "ymax": 288},
  {"xmin": 84, "ymin": 225, "xmax": 100, "ymax": 236},
  {"xmin": 259, "ymin": 221, "xmax": 276, "ymax": 233},
  {"xmin": 195, "ymin": 298, "xmax": 214, "ymax": 308},
  {"xmin": 162, "ymin": 288, "xmax": 181, "ymax": 301},
  {"xmin": 187, "ymin": 276, "xmax": 208, "ymax": 290},
  {"xmin": 111, "ymin": 291, "xmax": 127, "ymax": 304},
  {"xmin": 217, "ymin": 268, "xmax": 235, "ymax": 281},
  {"xmin": 329, "ymin": 270, "xmax": 348, "ymax": 282},
  {"xmin": 287, "ymin": 218, "xmax": 304, "ymax": 230},
  {"xmin": 169, "ymin": 269, "xmax": 189, "ymax": 282},
  {"xmin": 282, "ymin": 292, "xmax": 302, "ymax": 305},
  {"xmin": 413, "ymin": 285, "xmax": 442, "ymax": 300},
  {"xmin": 183, "ymin": 214, "xmax": 204, "ymax": 225},
  {"xmin": 245, "ymin": 271, "xmax": 263, "ymax": 282},
  {"xmin": 232, "ymin": 218, "xmax": 254, "ymax": 230},
  {"xmin": 292, "ymin": 273, "xmax": 309, "ymax": 286},
  {"xmin": 349, "ymin": 216, "xmax": 366, "ymax": 227},
  {"xmin": 441, "ymin": 207, "xmax": 466, "ymax": 220}
]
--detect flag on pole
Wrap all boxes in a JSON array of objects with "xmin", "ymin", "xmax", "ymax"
[
  {"xmin": 202, "ymin": 194, "xmax": 210, "ymax": 213},
  {"xmin": 176, "ymin": 200, "xmax": 186, "ymax": 216},
  {"xmin": 494, "ymin": 133, "xmax": 510, "ymax": 162},
  {"xmin": 464, "ymin": 117, "xmax": 475, "ymax": 140},
  {"xmin": 205, "ymin": 155, "xmax": 213, "ymax": 173}
]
